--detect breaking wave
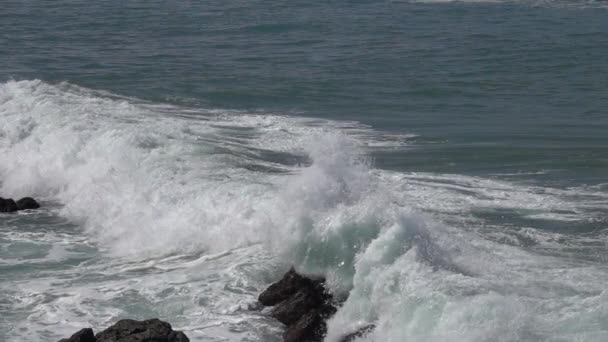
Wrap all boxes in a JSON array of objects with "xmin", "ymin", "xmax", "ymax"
[{"xmin": 1, "ymin": 80, "xmax": 607, "ymax": 341}]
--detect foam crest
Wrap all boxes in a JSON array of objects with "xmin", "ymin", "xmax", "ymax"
[
  {"xmin": 288, "ymin": 132, "xmax": 371, "ymax": 210},
  {"xmin": 0, "ymin": 80, "xmax": 393, "ymax": 261},
  {"xmin": 0, "ymin": 80, "xmax": 271, "ymax": 257}
]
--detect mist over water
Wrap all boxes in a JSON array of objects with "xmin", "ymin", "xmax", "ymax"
[{"xmin": 1, "ymin": 1, "xmax": 608, "ymax": 341}]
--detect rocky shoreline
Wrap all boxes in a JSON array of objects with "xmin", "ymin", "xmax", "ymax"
[{"xmin": 58, "ymin": 268, "xmax": 374, "ymax": 342}]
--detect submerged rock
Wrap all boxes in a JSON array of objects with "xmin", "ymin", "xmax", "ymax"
[
  {"xmin": 16, "ymin": 197, "xmax": 40, "ymax": 210},
  {"xmin": 0, "ymin": 197, "xmax": 19, "ymax": 212},
  {"xmin": 58, "ymin": 318, "xmax": 189, "ymax": 342}
]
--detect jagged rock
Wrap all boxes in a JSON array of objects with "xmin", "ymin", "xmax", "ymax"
[
  {"xmin": 339, "ymin": 325, "xmax": 376, "ymax": 342},
  {"xmin": 271, "ymin": 287, "xmax": 324, "ymax": 325},
  {"xmin": 0, "ymin": 197, "xmax": 18, "ymax": 212},
  {"xmin": 168, "ymin": 331, "xmax": 190, "ymax": 342},
  {"xmin": 58, "ymin": 319, "xmax": 189, "ymax": 342},
  {"xmin": 16, "ymin": 197, "xmax": 40, "ymax": 210},
  {"xmin": 260, "ymin": 268, "xmax": 338, "ymax": 342},
  {"xmin": 59, "ymin": 328, "xmax": 96, "ymax": 342},
  {"xmin": 283, "ymin": 310, "xmax": 325, "ymax": 342},
  {"xmin": 259, "ymin": 268, "xmax": 312, "ymax": 306},
  {"xmin": 95, "ymin": 318, "xmax": 188, "ymax": 342}
]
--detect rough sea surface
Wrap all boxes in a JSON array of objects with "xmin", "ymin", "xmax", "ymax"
[{"xmin": 1, "ymin": 1, "xmax": 607, "ymax": 341}]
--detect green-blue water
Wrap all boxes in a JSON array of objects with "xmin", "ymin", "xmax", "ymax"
[{"xmin": 1, "ymin": 1, "xmax": 607, "ymax": 341}]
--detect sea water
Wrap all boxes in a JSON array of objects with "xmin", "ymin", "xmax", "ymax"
[{"xmin": 1, "ymin": 1, "xmax": 607, "ymax": 341}]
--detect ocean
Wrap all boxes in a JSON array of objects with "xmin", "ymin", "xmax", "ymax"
[{"xmin": 1, "ymin": 1, "xmax": 607, "ymax": 341}]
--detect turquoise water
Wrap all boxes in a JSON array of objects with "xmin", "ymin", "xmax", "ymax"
[{"xmin": 1, "ymin": 1, "xmax": 607, "ymax": 341}]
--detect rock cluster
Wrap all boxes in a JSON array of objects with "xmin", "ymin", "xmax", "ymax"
[
  {"xmin": 58, "ymin": 318, "xmax": 189, "ymax": 342},
  {"xmin": 0, "ymin": 197, "xmax": 40, "ymax": 212},
  {"xmin": 258, "ymin": 268, "xmax": 376, "ymax": 342},
  {"xmin": 259, "ymin": 268, "xmax": 377, "ymax": 342},
  {"xmin": 259, "ymin": 268, "xmax": 337, "ymax": 342}
]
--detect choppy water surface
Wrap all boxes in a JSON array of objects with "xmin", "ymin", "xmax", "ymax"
[{"xmin": 1, "ymin": 1, "xmax": 607, "ymax": 341}]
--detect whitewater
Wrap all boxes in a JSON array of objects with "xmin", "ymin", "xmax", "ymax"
[{"xmin": 0, "ymin": 80, "xmax": 606, "ymax": 342}]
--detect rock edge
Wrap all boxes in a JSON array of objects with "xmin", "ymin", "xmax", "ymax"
[
  {"xmin": 259, "ymin": 268, "xmax": 375, "ymax": 342},
  {"xmin": 58, "ymin": 318, "xmax": 189, "ymax": 342},
  {"xmin": 0, "ymin": 196, "xmax": 40, "ymax": 212}
]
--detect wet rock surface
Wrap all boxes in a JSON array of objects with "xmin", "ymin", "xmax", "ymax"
[
  {"xmin": 283, "ymin": 309, "xmax": 325, "ymax": 342},
  {"xmin": 259, "ymin": 268, "xmax": 317, "ymax": 306},
  {"xmin": 0, "ymin": 197, "xmax": 19, "ymax": 212},
  {"xmin": 58, "ymin": 318, "xmax": 189, "ymax": 342},
  {"xmin": 271, "ymin": 286, "xmax": 326, "ymax": 325},
  {"xmin": 259, "ymin": 268, "xmax": 372, "ymax": 342},
  {"xmin": 16, "ymin": 197, "xmax": 40, "ymax": 210},
  {"xmin": 59, "ymin": 328, "xmax": 96, "ymax": 342},
  {"xmin": 0, "ymin": 196, "xmax": 40, "ymax": 212}
]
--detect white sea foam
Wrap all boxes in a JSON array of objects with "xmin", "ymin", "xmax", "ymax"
[{"xmin": 1, "ymin": 80, "xmax": 607, "ymax": 342}]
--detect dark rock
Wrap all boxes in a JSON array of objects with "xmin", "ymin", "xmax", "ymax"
[
  {"xmin": 0, "ymin": 197, "xmax": 18, "ymax": 212},
  {"xmin": 260, "ymin": 268, "xmax": 340, "ymax": 342},
  {"xmin": 339, "ymin": 324, "xmax": 376, "ymax": 342},
  {"xmin": 58, "ymin": 319, "xmax": 189, "ymax": 342},
  {"xmin": 16, "ymin": 197, "xmax": 40, "ymax": 210},
  {"xmin": 259, "ymin": 267, "xmax": 311, "ymax": 306},
  {"xmin": 95, "ymin": 318, "xmax": 188, "ymax": 342},
  {"xmin": 283, "ymin": 310, "xmax": 325, "ymax": 342},
  {"xmin": 168, "ymin": 331, "xmax": 190, "ymax": 342},
  {"xmin": 58, "ymin": 328, "xmax": 96, "ymax": 342},
  {"xmin": 271, "ymin": 287, "xmax": 324, "ymax": 325}
]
